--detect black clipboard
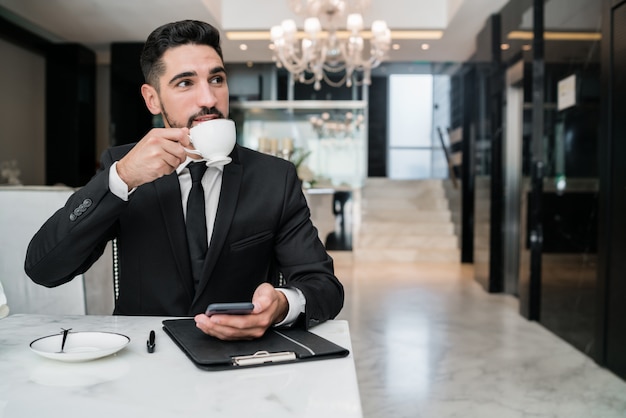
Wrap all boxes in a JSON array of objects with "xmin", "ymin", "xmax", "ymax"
[{"xmin": 162, "ymin": 318, "xmax": 350, "ymax": 371}]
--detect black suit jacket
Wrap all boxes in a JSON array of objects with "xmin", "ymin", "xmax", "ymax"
[{"xmin": 25, "ymin": 144, "xmax": 344, "ymax": 328}]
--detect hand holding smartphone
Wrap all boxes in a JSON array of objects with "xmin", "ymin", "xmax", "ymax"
[{"xmin": 205, "ymin": 302, "xmax": 254, "ymax": 316}]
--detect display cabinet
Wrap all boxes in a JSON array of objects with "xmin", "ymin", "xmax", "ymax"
[{"xmin": 230, "ymin": 100, "xmax": 367, "ymax": 188}]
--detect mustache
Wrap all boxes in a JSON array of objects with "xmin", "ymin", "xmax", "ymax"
[{"xmin": 187, "ymin": 107, "xmax": 225, "ymax": 127}]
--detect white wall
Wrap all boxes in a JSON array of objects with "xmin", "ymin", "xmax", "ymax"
[{"xmin": 0, "ymin": 38, "xmax": 45, "ymax": 185}]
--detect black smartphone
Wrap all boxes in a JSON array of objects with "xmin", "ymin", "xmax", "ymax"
[{"xmin": 205, "ymin": 302, "xmax": 254, "ymax": 316}]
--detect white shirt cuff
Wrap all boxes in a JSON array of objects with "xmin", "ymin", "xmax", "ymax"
[
  {"xmin": 274, "ymin": 287, "xmax": 306, "ymax": 327},
  {"xmin": 109, "ymin": 161, "xmax": 136, "ymax": 201}
]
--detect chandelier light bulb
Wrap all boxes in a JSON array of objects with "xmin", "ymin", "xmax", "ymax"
[
  {"xmin": 270, "ymin": 25, "xmax": 284, "ymax": 41},
  {"xmin": 371, "ymin": 20, "xmax": 387, "ymax": 37},
  {"xmin": 346, "ymin": 13, "xmax": 363, "ymax": 32},
  {"xmin": 304, "ymin": 17, "xmax": 322, "ymax": 35},
  {"xmin": 281, "ymin": 19, "xmax": 298, "ymax": 38}
]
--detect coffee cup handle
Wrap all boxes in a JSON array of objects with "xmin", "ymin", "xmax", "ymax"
[
  {"xmin": 184, "ymin": 134, "xmax": 203, "ymax": 156},
  {"xmin": 183, "ymin": 147, "xmax": 203, "ymax": 156}
]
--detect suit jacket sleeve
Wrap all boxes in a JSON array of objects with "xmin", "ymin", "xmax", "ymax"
[
  {"xmin": 272, "ymin": 162, "xmax": 345, "ymax": 329},
  {"xmin": 24, "ymin": 148, "xmax": 127, "ymax": 287}
]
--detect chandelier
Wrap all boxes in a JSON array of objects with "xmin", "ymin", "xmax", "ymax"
[{"xmin": 270, "ymin": 0, "xmax": 391, "ymax": 90}]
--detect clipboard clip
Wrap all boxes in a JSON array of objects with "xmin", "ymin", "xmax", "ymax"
[{"xmin": 232, "ymin": 350, "xmax": 296, "ymax": 366}]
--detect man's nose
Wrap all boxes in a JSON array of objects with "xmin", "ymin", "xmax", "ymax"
[{"xmin": 197, "ymin": 82, "xmax": 218, "ymax": 108}]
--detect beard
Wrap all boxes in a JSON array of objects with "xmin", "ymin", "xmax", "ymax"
[{"xmin": 161, "ymin": 104, "xmax": 225, "ymax": 129}]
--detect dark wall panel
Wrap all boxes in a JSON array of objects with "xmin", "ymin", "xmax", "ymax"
[
  {"xmin": 604, "ymin": 0, "xmax": 626, "ymax": 380},
  {"xmin": 367, "ymin": 77, "xmax": 388, "ymax": 177},
  {"xmin": 46, "ymin": 44, "xmax": 96, "ymax": 187},
  {"xmin": 110, "ymin": 43, "xmax": 153, "ymax": 146}
]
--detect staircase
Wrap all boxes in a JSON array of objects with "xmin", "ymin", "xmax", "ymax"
[{"xmin": 353, "ymin": 178, "xmax": 460, "ymax": 263}]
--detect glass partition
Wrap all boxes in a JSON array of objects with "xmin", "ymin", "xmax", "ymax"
[
  {"xmin": 501, "ymin": 0, "xmax": 602, "ymax": 355},
  {"xmin": 230, "ymin": 100, "xmax": 367, "ymax": 189}
]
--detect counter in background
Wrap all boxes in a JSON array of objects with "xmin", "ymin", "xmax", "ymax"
[{"xmin": 306, "ymin": 187, "xmax": 354, "ymax": 252}]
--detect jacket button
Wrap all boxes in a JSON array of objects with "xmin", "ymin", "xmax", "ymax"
[
  {"xmin": 83, "ymin": 199, "xmax": 92, "ymax": 207},
  {"xmin": 69, "ymin": 213, "xmax": 77, "ymax": 221}
]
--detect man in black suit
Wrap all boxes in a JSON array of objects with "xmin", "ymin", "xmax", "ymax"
[{"xmin": 24, "ymin": 20, "xmax": 343, "ymax": 340}]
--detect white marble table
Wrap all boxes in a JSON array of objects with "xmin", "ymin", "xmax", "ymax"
[{"xmin": 0, "ymin": 314, "xmax": 362, "ymax": 418}]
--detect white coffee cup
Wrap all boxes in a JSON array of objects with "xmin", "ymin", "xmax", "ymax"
[{"xmin": 186, "ymin": 119, "xmax": 236, "ymax": 164}]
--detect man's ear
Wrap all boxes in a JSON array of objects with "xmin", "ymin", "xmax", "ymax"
[{"xmin": 141, "ymin": 84, "xmax": 161, "ymax": 115}]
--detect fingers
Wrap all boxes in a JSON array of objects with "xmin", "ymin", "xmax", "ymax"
[
  {"xmin": 117, "ymin": 128, "xmax": 191, "ymax": 189},
  {"xmin": 194, "ymin": 313, "xmax": 269, "ymax": 340}
]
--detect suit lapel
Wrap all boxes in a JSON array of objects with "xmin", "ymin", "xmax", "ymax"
[
  {"xmin": 194, "ymin": 148, "xmax": 242, "ymax": 301},
  {"xmin": 154, "ymin": 172, "xmax": 195, "ymax": 299}
]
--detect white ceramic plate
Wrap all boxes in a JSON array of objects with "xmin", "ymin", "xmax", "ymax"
[{"xmin": 30, "ymin": 331, "xmax": 130, "ymax": 362}]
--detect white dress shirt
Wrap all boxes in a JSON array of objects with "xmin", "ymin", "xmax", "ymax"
[{"xmin": 109, "ymin": 159, "xmax": 304, "ymax": 327}]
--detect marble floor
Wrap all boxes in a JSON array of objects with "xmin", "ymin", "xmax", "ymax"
[{"xmin": 330, "ymin": 256, "xmax": 626, "ymax": 417}]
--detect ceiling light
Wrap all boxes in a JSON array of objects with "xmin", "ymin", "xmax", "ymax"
[
  {"xmin": 501, "ymin": 43, "xmax": 510, "ymax": 50},
  {"xmin": 239, "ymin": 44, "xmax": 248, "ymax": 51},
  {"xmin": 421, "ymin": 43, "xmax": 430, "ymax": 50},
  {"xmin": 392, "ymin": 44, "xmax": 400, "ymax": 50},
  {"xmin": 269, "ymin": 0, "xmax": 391, "ymax": 90},
  {"xmin": 226, "ymin": 31, "xmax": 271, "ymax": 40},
  {"xmin": 390, "ymin": 30, "xmax": 442, "ymax": 40},
  {"xmin": 507, "ymin": 31, "xmax": 602, "ymax": 41}
]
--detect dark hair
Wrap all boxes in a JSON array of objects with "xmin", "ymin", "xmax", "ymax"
[{"xmin": 140, "ymin": 20, "xmax": 223, "ymax": 87}]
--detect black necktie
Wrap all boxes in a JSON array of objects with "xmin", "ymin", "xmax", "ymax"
[{"xmin": 186, "ymin": 162, "xmax": 208, "ymax": 289}]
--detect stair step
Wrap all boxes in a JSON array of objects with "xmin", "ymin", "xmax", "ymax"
[
  {"xmin": 363, "ymin": 198, "xmax": 450, "ymax": 211},
  {"xmin": 364, "ymin": 178, "xmax": 445, "ymax": 188},
  {"xmin": 356, "ymin": 178, "xmax": 460, "ymax": 263},
  {"xmin": 362, "ymin": 210, "xmax": 451, "ymax": 222},
  {"xmin": 356, "ymin": 235, "xmax": 458, "ymax": 249},
  {"xmin": 359, "ymin": 222, "xmax": 455, "ymax": 235},
  {"xmin": 364, "ymin": 180, "xmax": 444, "ymax": 194},
  {"xmin": 354, "ymin": 248, "xmax": 460, "ymax": 263}
]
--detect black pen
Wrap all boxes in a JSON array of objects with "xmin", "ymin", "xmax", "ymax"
[{"xmin": 147, "ymin": 330, "xmax": 155, "ymax": 353}]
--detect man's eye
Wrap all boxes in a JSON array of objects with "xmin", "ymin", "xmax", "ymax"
[
  {"xmin": 210, "ymin": 76, "xmax": 224, "ymax": 85},
  {"xmin": 177, "ymin": 80, "xmax": 192, "ymax": 87}
]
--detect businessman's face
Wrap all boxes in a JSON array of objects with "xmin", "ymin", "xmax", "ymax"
[{"xmin": 142, "ymin": 44, "xmax": 229, "ymax": 128}]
